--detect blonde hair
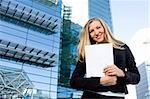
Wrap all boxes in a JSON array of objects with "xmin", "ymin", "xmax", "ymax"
[{"xmin": 78, "ymin": 18, "xmax": 124, "ymax": 61}]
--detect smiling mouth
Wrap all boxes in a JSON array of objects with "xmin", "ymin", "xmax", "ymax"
[
  {"xmin": 95, "ymin": 32, "xmax": 103, "ymax": 39},
  {"xmin": 95, "ymin": 35, "xmax": 101, "ymax": 39}
]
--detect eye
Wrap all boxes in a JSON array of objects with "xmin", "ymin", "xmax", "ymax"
[
  {"xmin": 96, "ymin": 26, "xmax": 101, "ymax": 29},
  {"xmin": 89, "ymin": 29, "xmax": 94, "ymax": 33}
]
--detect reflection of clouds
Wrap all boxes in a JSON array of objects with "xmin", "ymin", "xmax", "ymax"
[{"xmin": 129, "ymin": 28, "xmax": 150, "ymax": 66}]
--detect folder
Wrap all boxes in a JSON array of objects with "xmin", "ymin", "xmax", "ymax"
[{"xmin": 85, "ymin": 43, "xmax": 114, "ymax": 77}]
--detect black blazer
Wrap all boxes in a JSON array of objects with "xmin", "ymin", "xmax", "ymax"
[{"xmin": 70, "ymin": 44, "xmax": 140, "ymax": 98}]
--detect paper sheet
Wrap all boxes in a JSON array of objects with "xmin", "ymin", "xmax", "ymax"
[{"xmin": 85, "ymin": 43, "xmax": 114, "ymax": 77}]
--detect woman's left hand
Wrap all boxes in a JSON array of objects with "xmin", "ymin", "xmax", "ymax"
[{"xmin": 103, "ymin": 65, "xmax": 125, "ymax": 77}]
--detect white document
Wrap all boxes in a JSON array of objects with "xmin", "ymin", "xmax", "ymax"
[{"xmin": 85, "ymin": 43, "xmax": 114, "ymax": 78}]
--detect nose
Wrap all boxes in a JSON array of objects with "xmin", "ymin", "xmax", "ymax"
[{"xmin": 94, "ymin": 29, "xmax": 99, "ymax": 35}]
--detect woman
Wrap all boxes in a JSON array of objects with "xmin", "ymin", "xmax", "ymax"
[{"xmin": 70, "ymin": 18, "xmax": 140, "ymax": 99}]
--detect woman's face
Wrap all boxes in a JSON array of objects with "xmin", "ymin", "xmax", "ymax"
[{"xmin": 89, "ymin": 20, "xmax": 105, "ymax": 43}]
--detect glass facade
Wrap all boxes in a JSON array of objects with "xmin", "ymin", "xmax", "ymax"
[
  {"xmin": 0, "ymin": 0, "xmax": 62, "ymax": 98},
  {"xmin": 57, "ymin": 5, "xmax": 83, "ymax": 98},
  {"xmin": 57, "ymin": 22, "xmax": 82, "ymax": 98},
  {"xmin": 0, "ymin": 0, "xmax": 114, "ymax": 98},
  {"xmin": 136, "ymin": 62, "xmax": 150, "ymax": 99},
  {"xmin": 88, "ymin": 0, "xmax": 113, "ymax": 31},
  {"xmin": 57, "ymin": 21, "xmax": 82, "ymax": 98}
]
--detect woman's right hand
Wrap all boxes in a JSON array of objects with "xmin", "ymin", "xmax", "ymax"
[{"xmin": 100, "ymin": 75, "xmax": 117, "ymax": 86}]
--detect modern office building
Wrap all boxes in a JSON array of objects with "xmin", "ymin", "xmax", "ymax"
[
  {"xmin": 57, "ymin": 21, "xmax": 82, "ymax": 98},
  {"xmin": 57, "ymin": 5, "xmax": 82, "ymax": 98},
  {"xmin": 88, "ymin": 0, "xmax": 113, "ymax": 31},
  {"xmin": 136, "ymin": 62, "xmax": 150, "ymax": 99},
  {"xmin": 0, "ymin": 0, "xmax": 62, "ymax": 98}
]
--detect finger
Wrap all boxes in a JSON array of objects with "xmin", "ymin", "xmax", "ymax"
[
  {"xmin": 105, "ymin": 70, "xmax": 116, "ymax": 76},
  {"xmin": 107, "ymin": 72, "xmax": 116, "ymax": 76},
  {"xmin": 104, "ymin": 67, "xmax": 114, "ymax": 73},
  {"xmin": 103, "ymin": 66, "xmax": 112, "ymax": 72}
]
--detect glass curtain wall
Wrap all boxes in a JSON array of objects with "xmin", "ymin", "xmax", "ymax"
[
  {"xmin": 0, "ymin": 0, "xmax": 62, "ymax": 99},
  {"xmin": 57, "ymin": 5, "xmax": 82, "ymax": 98},
  {"xmin": 88, "ymin": 0, "xmax": 113, "ymax": 31},
  {"xmin": 136, "ymin": 63, "xmax": 150, "ymax": 99}
]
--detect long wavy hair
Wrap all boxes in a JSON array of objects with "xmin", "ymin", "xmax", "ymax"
[{"xmin": 78, "ymin": 18, "xmax": 124, "ymax": 61}]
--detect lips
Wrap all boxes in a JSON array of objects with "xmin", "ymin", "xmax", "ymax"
[{"xmin": 95, "ymin": 35, "xmax": 101, "ymax": 39}]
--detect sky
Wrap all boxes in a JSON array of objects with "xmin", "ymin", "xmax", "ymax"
[
  {"xmin": 62, "ymin": 0, "xmax": 149, "ymax": 99},
  {"xmin": 110, "ymin": 0, "xmax": 149, "ymax": 43}
]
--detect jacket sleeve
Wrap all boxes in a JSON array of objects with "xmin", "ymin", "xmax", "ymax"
[
  {"xmin": 124, "ymin": 45, "xmax": 140, "ymax": 84},
  {"xmin": 70, "ymin": 60, "xmax": 109, "ymax": 91}
]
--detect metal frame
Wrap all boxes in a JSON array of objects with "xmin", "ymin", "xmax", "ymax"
[
  {"xmin": 0, "ymin": 0, "xmax": 61, "ymax": 34},
  {"xmin": 0, "ymin": 65, "xmax": 33, "ymax": 98},
  {"xmin": 0, "ymin": 39, "xmax": 58, "ymax": 67}
]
